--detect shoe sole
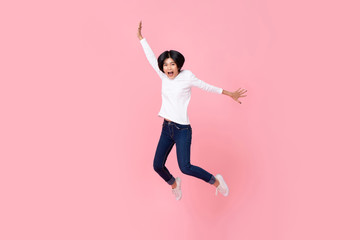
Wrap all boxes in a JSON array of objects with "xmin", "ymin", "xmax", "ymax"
[
  {"xmin": 216, "ymin": 174, "xmax": 229, "ymax": 196},
  {"xmin": 175, "ymin": 177, "xmax": 182, "ymax": 200}
]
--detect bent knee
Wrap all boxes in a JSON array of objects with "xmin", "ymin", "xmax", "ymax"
[
  {"xmin": 180, "ymin": 165, "xmax": 192, "ymax": 175},
  {"xmin": 153, "ymin": 163, "xmax": 163, "ymax": 173}
]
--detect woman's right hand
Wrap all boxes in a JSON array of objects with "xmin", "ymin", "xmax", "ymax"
[{"xmin": 137, "ymin": 21, "xmax": 143, "ymax": 40}]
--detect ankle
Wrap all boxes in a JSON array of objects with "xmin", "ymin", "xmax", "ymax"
[{"xmin": 213, "ymin": 178, "xmax": 220, "ymax": 187}]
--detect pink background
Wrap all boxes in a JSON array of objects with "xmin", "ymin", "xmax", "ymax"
[{"xmin": 1, "ymin": 0, "xmax": 359, "ymax": 239}]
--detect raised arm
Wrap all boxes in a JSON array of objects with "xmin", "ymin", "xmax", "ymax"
[{"xmin": 137, "ymin": 21, "xmax": 163, "ymax": 77}]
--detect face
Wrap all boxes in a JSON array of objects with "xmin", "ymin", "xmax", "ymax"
[{"xmin": 163, "ymin": 58, "xmax": 179, "ymax": 79}]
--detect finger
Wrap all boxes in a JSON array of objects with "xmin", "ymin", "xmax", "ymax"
[
  {"xmin": 240, "ymin": 95, "xmax": 247, "ymax": 97},
  {"xmin": 240, "ymin": 89, "xmax": 247, "ymax": 93},
  {"xmin": 238, "ymin": 89, "xmax": 247, "ymax": 94}
]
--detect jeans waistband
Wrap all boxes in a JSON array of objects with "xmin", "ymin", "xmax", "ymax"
[{"xmin": 163, "ymin": 119, "xmax": 190, "ymax": 127}]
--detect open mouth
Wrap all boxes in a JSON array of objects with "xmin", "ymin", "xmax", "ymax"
[{"xmin": 168, "ymin": 71, "xmax": 174, "ymax": 77}]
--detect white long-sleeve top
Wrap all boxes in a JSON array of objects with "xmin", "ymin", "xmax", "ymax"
[{"xmin": 140, "ymin": 38, "xmax": 223, "ymax": 125}]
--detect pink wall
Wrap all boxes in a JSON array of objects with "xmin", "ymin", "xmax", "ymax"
[{"xmin": 1, "ymin": 0, "xmax": 359, "ymax": 239}]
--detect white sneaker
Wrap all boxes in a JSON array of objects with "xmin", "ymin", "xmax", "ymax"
[
  {"xmin": 172, "ymin": 177, "xmax": 182, "ymax": 200},
  {"xmin": 215, "ymin": 174, "xmax": 229, "ymax": 197}
]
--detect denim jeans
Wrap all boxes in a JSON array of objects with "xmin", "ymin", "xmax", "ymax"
[{"xmin": 153, "ymin": 119, "xmax": 216, "ymax": 185}]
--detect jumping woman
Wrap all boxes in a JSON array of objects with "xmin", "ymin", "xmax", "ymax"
[{"xmin": 137, "ymin": 21, "xmax": 247, "ymax": 200}]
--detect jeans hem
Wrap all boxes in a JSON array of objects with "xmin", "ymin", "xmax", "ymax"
[
  {"xmin": 208, "ymin": 175, "xmax": 216, "ymax": 184},
  {"xmin": 167, "ymin": 177, "xmax": 175, "ymax": 185}
]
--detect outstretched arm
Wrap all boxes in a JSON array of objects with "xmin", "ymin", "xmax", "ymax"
[{"xmin": 190, "ymin": 71, "xmax": 247, "ymax": 104}]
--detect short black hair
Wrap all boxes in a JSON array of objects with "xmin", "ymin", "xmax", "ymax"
[{"xmin": 157, "ymin": 50, "xmax": 185, "ymax": 73}]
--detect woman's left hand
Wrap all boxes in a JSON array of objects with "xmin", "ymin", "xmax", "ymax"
[{"xmin": 231, "ymin": 88, "xmax": 247, "ymax": 104}]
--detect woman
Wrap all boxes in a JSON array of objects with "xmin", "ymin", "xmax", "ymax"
[{"xmin": 137, "ymin": 21, "xmax": 247, "ymax": 200}]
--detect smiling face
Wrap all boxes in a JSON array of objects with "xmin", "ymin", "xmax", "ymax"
[{"xmin": 163, "ymin": 58, "xmax": 179, "ymax": 79}]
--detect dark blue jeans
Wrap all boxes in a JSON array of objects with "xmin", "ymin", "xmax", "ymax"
[{"xmin": 153, "ymin": 119, "xmax": 216, "ymax": 185}]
